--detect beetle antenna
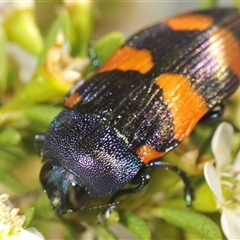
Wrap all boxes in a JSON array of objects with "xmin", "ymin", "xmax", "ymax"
[
  {"xmin": 82, "ymin": 200, "xmax": 121, "ymax": 212},
  {"xmin": 79, "ymin": 201, "xmax": 122, "ymax": 224}
]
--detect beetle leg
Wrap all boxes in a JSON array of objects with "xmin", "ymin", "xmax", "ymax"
[
  {"xmin": 111, "ymin": 172, "xmax": 150, "ymax": 201},
  {"xmin": 199, "ymin": 103, "xmax": 225, "ymax": 122},
  {"xmin": 98, "ymin": 172, "xmax": 150, "ymax": 222},
  {"xmin": 146, "ymin": 161, "xmax": 194, "ymax": 206}
]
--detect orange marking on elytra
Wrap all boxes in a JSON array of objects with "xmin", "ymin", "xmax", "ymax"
[
  {"xmin": 64, "ymin": 92, "xmax": 82, "ymax": 108},
  {"xmin": 98, "ymin": 46, "xmax": 154, "ymax": 74},
  {"xmin": 165, "ymin": 13, "xmax": 213, "ymax": 31},
  {"xmin": 209, "ymin": 27, "xmax": 240, "ymax": 81},
  {"xmin": 136, "ymin": 144, "xmax": 165, "ymax": 164},
  {"xmin": 155, "ymin": 73, "xmax": 209, "ymax": 141}
]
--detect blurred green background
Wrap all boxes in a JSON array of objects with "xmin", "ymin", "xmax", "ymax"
[{"xmin": 0, "ymin": 1, "xmax": 240, "ymax": 239}]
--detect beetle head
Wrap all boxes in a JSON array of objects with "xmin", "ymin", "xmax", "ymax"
[{"xmin": 37, "ymin": 109, "xmax": 142, "ymax": 213}]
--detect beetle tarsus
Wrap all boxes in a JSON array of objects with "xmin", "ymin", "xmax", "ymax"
[
  {"xmin": 199, "ymin": 103, "xmax": 225, "ymax": 122},
  {"xmin": 147, "ymin": 161, "xmax": 194, "ymax": 206}
]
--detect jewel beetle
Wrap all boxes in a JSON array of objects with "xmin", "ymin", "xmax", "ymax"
[{"xmin": 35, "ymin": 8, "xmax": 240, "ymax": 216}]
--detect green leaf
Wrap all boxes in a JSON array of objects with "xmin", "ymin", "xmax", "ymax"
[
  {"xmin": 232, "ymin": 97, "xmax": 240, "ymax": 130},
  {"xmin": 0, "ymin": 127, "xmax": 21, "ymax": 145},
  {"xmin": 25, "ymin": 105, "xmax": 62, "ymax": 126},
  {"xmin": 200, "ymin": 0, "xmax": 217, "ymax": 8},
  {"xmin": 235, "ymin": 1, "xmax": 240, "ymax": 10},
  {"xmin": 192, "ymin": 183, "xmax": 217, "ymax": 212},
  {"xmin": 22, "ymin": 207, "xmax": 35, "ymax": 228},
  {"xmin": 118, "ymin": 210, "xmax": 151, "ymax": 240},
  {"xmin": 157, "ymin": 207, "xmax": 222, "ymax": 239},
  {"xmin": 0, "ymin": 145, "xmax": 24, "ymax": 169},
  {"xmin": 0, "ymin": 24, "xmax": 7, "ymax": 97},
  {"xmin": 0, "ymin": 170, "xmax": 26, "ymax": 192},
  {"xmin": 84, "ymin": 32, "xmax": 124, "ymax": 75},
  {"xmin": 94, "ymin": 32, "xmax": 124, "ymax": 65},
  {"xmin": 0, "ymin": 148, "xmax": 21, "ymax": 169},
  {"xmin": 33, "ymin": 194, "xmax": 57, "ymax": 220},
  {"xmin": 151, "ymin": 219, "xmax": 182, "ymax": 240},
  {"xmin": 94, "ymin": 225, "xmax": 118, "ymax": 240},
  {"xmin": 3, "ymin": 9, "xmax": 43, "ymax": 55},
  {"xmin": 0, "ymin": 69, "xmax": 67, "ymax": 119},
  {"xmin": 66, "ymin": 1, "xmax": 94, "ymax": 56}
]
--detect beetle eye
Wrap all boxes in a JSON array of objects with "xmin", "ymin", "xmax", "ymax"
[
  {"xmin": 39, "ymin": 161, "xmax": 53, "ymax": 188},
  {"xmin": 66, "ymin": 184, "xmax": 90, "ymax": 211},
  {"xmin": 39, "ymin": 161, "xmax": 90, "ymax": 213}
]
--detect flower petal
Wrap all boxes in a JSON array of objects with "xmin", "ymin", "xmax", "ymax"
[
  {"xmin": 221, "ymin": 208, "xmax": 240, "ymax": 240},
  {"xmin": 211, "ymin": 122, "xmax": 233, "ymax": 170},
  {"xmin": 18, "ymin": 228, "xmax": 44, "ymax": 240},
  {"xmin": 233, "ymin": 150, "xmax": 240, "ymax": 169},
  {"xmin": 204, "ymin": 162, "xmax": 224, "ymax": 202},
  {"xmin": 233, "ymin": 151, "xmax": 240, "ymax": 181}
]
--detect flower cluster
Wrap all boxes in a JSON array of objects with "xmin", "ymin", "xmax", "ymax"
[
  {"xmin": 0, "ymin": 194, "xmax": 44, "ymax": 240},
  {"xmin": 204, "ymin": 122, "xmax": 240, "ymax": 239}
]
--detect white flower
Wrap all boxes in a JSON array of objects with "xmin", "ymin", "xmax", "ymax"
[
  {"xmin": 45, "ymin": 30, "xmax": 90, "ymax": 84},
  {"xmin": 0, "ymin": 194, "xmax": 44, "ymax": 240},
  {"xmin": 204, "ymin": 122, "xmax": 240, "ymax": 240}
]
